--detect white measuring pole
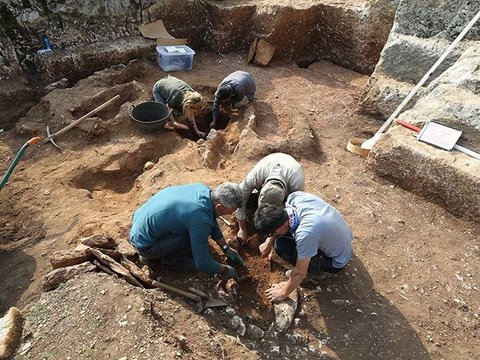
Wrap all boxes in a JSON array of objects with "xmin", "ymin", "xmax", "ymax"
[
  {"xmin": 362, "ymin": 9, "xmax": 480, "ymax": 150},
  {"xmin": 453, "ymin": 144, "xmax": 480, "ymax": 160}
]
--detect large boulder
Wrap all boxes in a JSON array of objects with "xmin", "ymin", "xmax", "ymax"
[
  {"xmin": 368, "ymin": 43, "xmax": 480, "ymax": 220},
  {"xmin": 358, "ymin": 0, "xmax": 480, "ymax": 118}
]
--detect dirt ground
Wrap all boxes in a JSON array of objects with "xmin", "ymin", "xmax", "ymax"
[{"xmin": 1, "ymin": 52, "xmax": 479, "ymax": 359}]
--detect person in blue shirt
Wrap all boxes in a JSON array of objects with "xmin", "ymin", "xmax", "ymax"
[
  {"xmin": 210, "ymin": 71, "xmax": 256, "ymax": 129},
  {"xmin": 129, "ymin": 182, "xmax": 244, "ymax": 280},
  {"xmin": 254, "ymin": 191, "xmax": 353, "ymax": 302}
]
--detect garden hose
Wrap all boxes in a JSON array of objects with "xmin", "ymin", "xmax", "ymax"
[{"xmin": 0, "ymin": 137, "xmax": 41, "ymax": 191}]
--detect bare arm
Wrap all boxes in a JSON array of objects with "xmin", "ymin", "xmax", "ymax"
[
  {"xmin": 259, "ymin": 235, "xmax": 277, "ymax": 258},
  {"xmin": 236, "ymin": 219, "xmax": 249, "ymax": 244},
  {"xmin": 265, "ymin": 257, "xmax": 310, "ymax": 302},
  {"xmin": 187, "ymin": 108, "xmax": 206, "ymax": 138},
  {"xmin": 235, "ymin": 166, "xmax": 263, "ymax": 222}
]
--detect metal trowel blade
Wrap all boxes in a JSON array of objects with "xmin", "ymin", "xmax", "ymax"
[{"xmin": 205, "ymin": 297, "xmax": 228, "ymax": 308}]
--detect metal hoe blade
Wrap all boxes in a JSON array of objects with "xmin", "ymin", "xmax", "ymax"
[{"xmin": 46, "ymin": 125, "xmax": 61, "ymax": 150}]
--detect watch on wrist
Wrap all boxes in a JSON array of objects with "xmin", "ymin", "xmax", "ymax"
[{"xmin": 222, "ymin": 244, "xmax": 229, "ymax": 251}]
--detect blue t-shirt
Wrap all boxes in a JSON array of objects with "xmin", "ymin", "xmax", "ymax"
[
  {"xmin": 129, "ymin": 183, "xmax": 223, "ymax": 274},
  {"xmin": 287, "ymin": 192, "xmax": 353, "ymax": 268}
]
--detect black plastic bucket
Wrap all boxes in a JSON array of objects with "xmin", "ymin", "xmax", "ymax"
[{"xmin": 129, "ymin": 102, "xmax": 171, "ymax": 132}]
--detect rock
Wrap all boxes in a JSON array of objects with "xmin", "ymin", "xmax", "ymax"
[
  {"xmin": 197, "ymin": 129, "xmax": 225, "ymax": 169},
  {"xmin": 247, "ymin": 38, "xmax": 258, "ymax": 63},
  {"xmin": 80, "ymin": 234, "xmax": 117, "ymax": 249},
  {"xmin": 0, "ymin": 307, "xmax": 23, "ymax": 359},
  {"xmin": 17, "ymin": 121, "xmax": 45, "ymax": 136},
  {"xmin": 247, "ymin": 324, "xmax": 264, "ymax": 340},
  {"xmin": 369, "ymin": 126, "xmax": 480, "ymax": 221},
  {"xmin": 253, "ymin": 39, "xmax": 275, "ymax": 66},
  {"xmin": 144, "ymin": 161, "xmax": 155, "ymax": 171},
  {"xmin": 43, "ymin": 262, "xmax": 96, "ymax": 291},
  {"xmin": 116, "ymin": 238, "xmax": 137, "ymax": 257},
  {"xmin": 175, "ymin": 335, "xmax": 189, "ymax": 351},
  {"xmin": 49, "ymin": 249, "xmax": 93, "ymax": 269},
  {"xmin": 225, "ymin": 307, "xmax": 236, "ymax": 317},
  {"xmin": 75, "ymin": 244, "xmax": 121, "ymax": 260},
  {"xmin": 274, "ymin": 288, "xmax": 299, "ymax": 333},
  {"xmin": 45, "ymin": 78, "xmax": 68, "ymax": 92},
  {"xmin": 359, "ymin": 1, "xmax": 479, "ymax": 118},
  {"xmin": 364, "ymin": 7, "xmax": 480, "ymax": 221},
  {"xmin": 231, "ymin": 315, "xmax": 246, "ymax": 336}
]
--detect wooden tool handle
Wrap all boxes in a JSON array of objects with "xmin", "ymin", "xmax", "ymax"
[
  {"xmin": 46, "ymin": 94, "xmax": 120, "ymax": 141},
  {"xmin": 151, "ymin": 280, "xmax": 200, "ymax": 301},
  {"xmin": 188, "ymin": 287, "xmax": 208, "ymax": 298}
]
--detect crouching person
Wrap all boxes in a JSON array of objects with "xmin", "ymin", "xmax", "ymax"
[
  {"xmin": 129, "ymin": 182, "xmax": 244, "ymax": 280},
  {"xmin": 211, "ymin": 70, "xmax": 256, "ymax": 128},
  {"xmin": 254, "ymin": 191, "xmax": 353, "ymax": 302},
  {"xmin": 152, "ymin": 75, "xmax": 207, "ymax": 138}
]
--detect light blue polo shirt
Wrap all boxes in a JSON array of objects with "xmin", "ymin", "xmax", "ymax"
[{"xmin": 287, "ymin": 192, "xmax": 353, "ymax": 268}]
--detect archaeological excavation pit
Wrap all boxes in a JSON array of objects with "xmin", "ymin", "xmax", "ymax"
[{"xmin": 1, "ymin": 1, "xmax": 479, "ymax": 359}]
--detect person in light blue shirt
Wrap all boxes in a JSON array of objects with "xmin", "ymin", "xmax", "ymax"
[
  {"xmin": 254, "ymin": 191, "xmax": 353, "ymax": 302},
  {"xmin": 129, "ymin": 182, "xmax": 244, "ymax": 280}
]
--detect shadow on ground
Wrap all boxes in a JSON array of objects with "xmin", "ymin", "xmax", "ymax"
[
  {"xmin": 0, "ymin": 249, "xmax": 37, "ymax": 314},
  {"xmin": 304, "ymin": 256, "xmax": 429, "ymax": 359}
]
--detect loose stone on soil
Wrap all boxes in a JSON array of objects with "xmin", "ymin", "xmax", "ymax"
[
  {"xmin": 273, "ymin": 289, "xmax": 299, "ymax": 333},
  {"xmin": 231, "ymin": 315, "xmax": 246, "ymax": 336}
]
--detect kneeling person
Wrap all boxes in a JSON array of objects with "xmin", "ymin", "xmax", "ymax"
[
  {"xmin": 129, "ymin": 182, "xmax": 243, "ymax": 280},
  {"xmin": 235, "ymin": 152, "xmax": 305, "ymax": 244},
  {"xmin": 152, "ymin": 75, "xmax": 207, "ymax": 138},
  {"xmin": 254, "ymin": 191, "xmax": 353, "ymax": 302},
  {"xmin": 211, "ymin": 70, "xmax": 256, "ymax": 128}
]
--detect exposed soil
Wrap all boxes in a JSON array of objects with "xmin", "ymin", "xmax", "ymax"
[{"xmin": 0, "ymin": 52, "xmax": 479, "ymax": 359}]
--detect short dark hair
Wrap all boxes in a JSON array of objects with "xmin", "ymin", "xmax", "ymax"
[
  {"xmin": 254, "ymin": 204, "xmax": 288, "ymax": 234},
  {"xmin": 216, "ymin": 85, "xmax": 232, "ymax": 101}
]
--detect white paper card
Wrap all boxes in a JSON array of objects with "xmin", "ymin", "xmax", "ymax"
[{"xmin": 417, "ymin": 121, "xmax": 462, "ymax": 150}]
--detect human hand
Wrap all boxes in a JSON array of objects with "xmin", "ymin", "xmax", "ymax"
[
  {"xmin": 223, "ymin": 246, "xmax": 245, "ymax": 265},
  {"xmin": 220, "ymin": 265, "xmax": 237, "ymax": 281},
  {"xmin": 196, "ymin": 130, "xmax": 207, "ymax": 139},
  {"xmin": 265, "ymin": 282, "xmax": 288, "ymax": 302},
  {"xmin": 259, "ymin": 240, "xmax": 273, "ymax": 258},
  {"xmin": 236, "ymin": 228, "xmax": 249, "ymax": 244}
]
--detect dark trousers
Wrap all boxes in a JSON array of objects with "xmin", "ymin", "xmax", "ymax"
[
  {"xmin": 275, "ymin": 233, "xmax": 343, "ymax": 274},
  {"xmin": 134, "ymin": 234, "xmax": 195, "ymax": 271}
]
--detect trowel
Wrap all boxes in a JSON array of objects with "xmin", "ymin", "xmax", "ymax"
[{"xmin": 188, "ymin": 287, "xmax": 228, "ymax": 309}]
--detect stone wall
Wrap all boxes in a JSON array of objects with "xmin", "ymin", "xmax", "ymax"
[
  {"xmin": 358, "ymin": 0, "xmax": 480, "ymax": 118},
  {"xmin": 364, "ymin": 0, "xmax": 480, "ymax": 220},
  {"xmin": 0, "ymin": 0, "xmax": 398, "ymax": 129}
]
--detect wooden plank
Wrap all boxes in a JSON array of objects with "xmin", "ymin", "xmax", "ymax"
[{"xmin": 87, "ymin": 247, "xmax": 143, "ymax": 288}]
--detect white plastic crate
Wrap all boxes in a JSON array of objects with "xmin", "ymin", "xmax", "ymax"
[{"xmin": 156, "ymin": 45, "xmax": 195, "ymax": 72}]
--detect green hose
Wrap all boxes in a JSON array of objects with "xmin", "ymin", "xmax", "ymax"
[{"xmin": 0, "ymin": 137, "xmax": 41, "ymax": 191}]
